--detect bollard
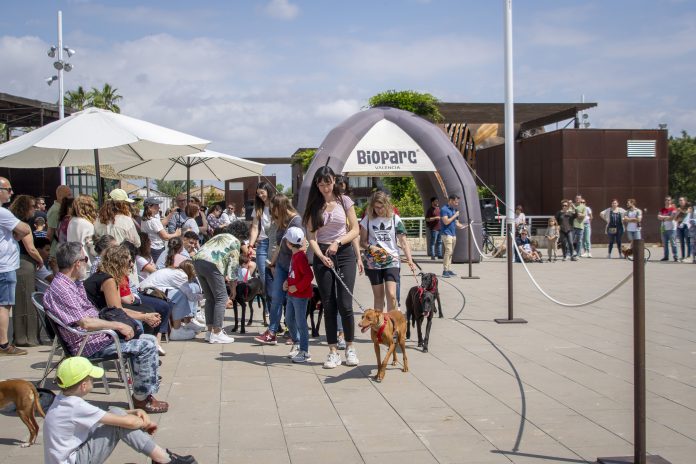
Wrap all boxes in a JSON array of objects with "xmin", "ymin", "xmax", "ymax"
[
  {"xmin": 495, "ymin": 221, "xmax": 526, "ymax": 324},
  {"xmin": 597, "ymin": 240, "xmax": 670, "ymax": 464},
  {"xmin": 461, "ymin": 221, "xmax": 480, "ymax": 280}
]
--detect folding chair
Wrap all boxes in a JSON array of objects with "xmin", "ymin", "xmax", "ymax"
[{"xmin": 31, "ymin": 292, "xmax": 134, "ymax": 409}]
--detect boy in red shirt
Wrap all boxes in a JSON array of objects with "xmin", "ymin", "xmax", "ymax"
[{"xmin": 282, "ymin": 227, "xmax": 314, "ymax": 363}]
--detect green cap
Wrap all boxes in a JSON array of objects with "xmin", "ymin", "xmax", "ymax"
[{"xmin": 56, "ymin": 357, "xmax": 105, "ymax": 388}]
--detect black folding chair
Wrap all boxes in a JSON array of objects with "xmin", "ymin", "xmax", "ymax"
[{"xmin": 31, "ymin": 292, "xmax": 134, "ymax": 409}]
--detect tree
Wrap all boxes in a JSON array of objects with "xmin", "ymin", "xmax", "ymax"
[
  {"xmin": 204, "ymin": 186, "xmax": 223, "ymax": 206},
  {"xmin": 64, "ymin": 86, "xmax": 91, "ymax": 111},
  {"xmin": 368, "ymin": 90, "xmax": 443, "ymax": 123},
  {"xmin": 154, "ymin": 180, "xmax": 196, "ymax": 198},
  {"xmin": 668, "ymin": 131, "xmax": 696, "ymax": 200},
  {"xmin": 382, "ymin": 177, "xmax": 423, "ymax": 217},
  {"xmin": 275, "ymin": 183, "xmax": 293, "ymax": 199},
  {"xmin": 91, "ymin": 83, "xmax": 122, "ymax": 113},
  {"xmin": 291, "ymin": 148, "xmax": 316, "ymax": 172}
]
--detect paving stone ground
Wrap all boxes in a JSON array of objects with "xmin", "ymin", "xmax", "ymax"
[{"xmin": 1, "ymin": 247, "xmax": 694, "ymax": 464}]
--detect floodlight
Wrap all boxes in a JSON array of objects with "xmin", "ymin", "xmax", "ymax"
[
  {"xmin": 45, "ymin": 75, "xmax": 58, "ymax": 86},
  {"xmin": 63, "ymin": 47, "xmax": 75, "ymax": 57},
  {"xmin": 53, "ymin": 61, "xmax": 63, "ymax": 70},
  {"xmin": 47, "ymin": 46, "xmax": 57, "ymax": 58},
  {"xmin": 63, "ymin": 62, "xmax": 73, "ymax": 72}
]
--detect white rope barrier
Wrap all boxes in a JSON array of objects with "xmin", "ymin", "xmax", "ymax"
[
  {"xmin": 468, "ymin": 223, "xmax": 497, "ymax": 260},
  {"xmin": 512, "ymin": 244, "xmax": 634, "ymax": 308}
]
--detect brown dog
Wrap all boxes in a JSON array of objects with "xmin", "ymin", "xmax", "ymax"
[
  {"xmin": 358, "ymin": 309, "xmax": 408, "ymax": 382},
  {"xmin": 0, "ymin": 379, "xmax": 45, "ymax": 447}
]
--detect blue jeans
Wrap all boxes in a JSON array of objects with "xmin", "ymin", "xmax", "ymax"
[
  {"xmin": 92, "ymin": 334, "xmax": 159, "ymax": 398},
  {"xmin": 662, "ymin": 229, "xmax": 677, "ymax": 259},
  {"xmin": 285, "ymin": 296, "xmax": 309, "ymax": 352},
  {"xmin": 677, "ymin": 226, "xmax": 691, "ymax": 258},
  {"xmin": 0, "ymin": 270, "xmax": 17, "ymax": 306},
  {"xmin": 574, "ymin": 227, "xmax": 585, "ymax": 256},
  {"xmin": 255, "ymin": 238, "xmax": 269, "ymax": 301},
  {"xmin": 268, "ymin": 264, "xmax": 289, "ymax": 334},
  {"xmin": 429, "ymin": 229, "xmax": 442, "ymax": 258},
  {"xmin": 583, "ymin": 223, "xmax": 591, "ymax": 253}
]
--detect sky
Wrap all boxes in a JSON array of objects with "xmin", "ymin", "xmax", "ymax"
[{"xmin": 2, "ymin": 0, "xmax": 695, "ymax": 188}]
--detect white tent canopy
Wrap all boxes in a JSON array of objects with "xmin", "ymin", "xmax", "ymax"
[
  {"xmin": 113, "ymin": 150, "xmax": 265, "ymax": 182},
  {"xmin": 0, "ymin": 107, "xmax": 209, "ymax": 168}
]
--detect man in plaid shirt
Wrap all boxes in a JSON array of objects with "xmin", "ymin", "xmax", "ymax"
[{"xmin": 44, "ymin": 242, "xmax": 169, "ymax": 414}]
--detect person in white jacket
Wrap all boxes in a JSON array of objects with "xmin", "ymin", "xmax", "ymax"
[{"xmin": 67, "ymin": 195, "xmax": 98, "ymax": 269}]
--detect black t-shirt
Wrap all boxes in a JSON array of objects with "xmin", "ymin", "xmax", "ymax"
[
  {"xmin": 83, "ymin": 271, "xmax": 114, "ymax": 310},
  {"xmin": 555, "ymin": 210, "xmax": 576, "ymax": 233}
]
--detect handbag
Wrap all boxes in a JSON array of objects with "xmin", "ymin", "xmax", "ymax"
[
  {"xmin": 607, "ymin": 227, "xmax": 618, "ymax": 235},
  {"xmin": 98, "ymin": 306, "xmax": 143, "ymax": 340},
  {"xmin": 141, "ymin": 287, "xmax": 169, "ymax": 301}
]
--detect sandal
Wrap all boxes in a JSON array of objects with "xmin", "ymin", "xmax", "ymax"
[{"xmin": 133, "ymin": 394, "xmax": 169, "ymax": 414}]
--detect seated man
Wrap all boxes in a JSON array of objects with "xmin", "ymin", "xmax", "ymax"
[
  {"xmin": 44, "ymin": 356, "xmax": 195, "ymax": 464},
  {"xmin": 43, "ymin": 242, "xmax": 168, "ymax": 414}
]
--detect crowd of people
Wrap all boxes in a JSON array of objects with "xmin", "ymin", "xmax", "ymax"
[{"xmin": 2, "ymin": 172, "xmax": 694, "ymax": 463}]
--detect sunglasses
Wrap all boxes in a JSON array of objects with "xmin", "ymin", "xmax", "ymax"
[
  {"xmin": 75, "ymin": 256, "xmax": 89, "ymax": 264},
  {"xmin": 0, "ymin": 187, "xmax": 13, "ymax": 192}
]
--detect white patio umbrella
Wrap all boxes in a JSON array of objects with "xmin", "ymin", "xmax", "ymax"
[
  {"xmin": 112, "ymin": 150, "xmax": 265, "ymax": 200},
  {"xmin": 0, "ymin": 107, "xmax": 209, "ymax": 203}
]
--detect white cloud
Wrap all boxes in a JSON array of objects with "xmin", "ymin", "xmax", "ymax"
[
  {"xmin": 264, "ymin": 0, "xmax": 299, "ymax": 21},
  {"xmin": 315, "ymin": 99, "xmax": 361, "ymax": 120}
]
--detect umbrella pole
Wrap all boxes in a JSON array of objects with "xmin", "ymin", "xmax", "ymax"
[
  {"xmin": 94, "ymin": 149, "xmax": 104, "ymax": 207},
  {"xmin": 186, "ymin": 165, "xmax": 191, "ymax": 203}
]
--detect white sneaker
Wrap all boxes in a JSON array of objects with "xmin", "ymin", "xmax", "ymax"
[
  {"xmin": 195, "ymin": 310, "xmax": 206, "ymax": 325},
  {"xmin": 337, "ymin": 337, "xmax": 346, "ymax": 350},
  {"xmin": 187, "ymin": 318, "xmax": 206, "ymax": 330},
  {"xmin": 287, "ymin": 344, "xmax": 300, "ymax": 359},
  {"xmin": 170, "ymin": 326, "xmax": 196, "ymax": 341},
  {"xmin": 292, "ymin": 351, "xmax": 312, "ymax": 363},
  {"xmin": 182, "ymin": 321, "xmax": 204, "ymax": 334},
  {"xmin": 345, "ymin": 347, "xmax": 359, "ymax": 366},
  {"xmin": 205, "ymin": 331, "xmax": 211, "ymax": 342},
  {"xmin": 157, "ymin": 345, "xmax": 166, "ymax": 356},
  {"xmin": 323, "ymin": 351, "xmax": 342, "ymax": 369},
  {"xmin": 209, "ymin": 329, "xmax": 234, "ymax": 344}
]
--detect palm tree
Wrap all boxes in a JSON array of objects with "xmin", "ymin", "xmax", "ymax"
[
  {"xmin": 91, "ymin": 83, "xmax": 122, "ymax": 113},
  {"xmin": 64, "ymin": 86, "xmax": 92, "ymax": 111}
]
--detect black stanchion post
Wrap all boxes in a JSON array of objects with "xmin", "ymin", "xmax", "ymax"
[
  {"xmin": 495, "ymin": 221, "xmax": 526, "ymax": 324},
  {"xmin": 461, "ymin": 221, "xmax": 480, "ymax": 280},
  {"xmin": 598, "ymin": 239, "xmax": 670, "ymax": 464}
]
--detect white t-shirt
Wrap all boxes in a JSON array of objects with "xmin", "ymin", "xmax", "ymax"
[
  {"xmin": 139, "ymin": 267, "xmax": 189, "ymax": 293},
  {"xmin": 141, "ymin": 217, "xmax": 165, "ymax": 250},
  {"xmin": 35, "ymin": 265, "xmax": 52, "ymax": 292},
  {"xmin": 626, "ymin": 208, "xmax": 641, "ymax": 232},
  {"xmin": 583, "ymin": 207, "xmax": 592, "ymax": 224},
  {"xmin": 43, "ymin": 394, "xmax": 106, "ymax": 464},
  {"xmin": 182, "ymin": 218, "xmax": 199, "ymax": 235},
  {"xmin": 136, "ymin": 255, "xmax": 154, "ymax": 282},
  {"xmin": 252, "ymin": 207, "xmax": 271, "ymax": 241},
  {"xmin": 0, "ymin": 207, "xmax": 20, "ymax": 273},
  {"xmin": 359, "ymin": 214, "xmax": 407, "ymax": 269}
]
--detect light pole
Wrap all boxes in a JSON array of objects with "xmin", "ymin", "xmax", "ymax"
[{"xmin": 46, "ymin": 10, "xmax": 75, "ymax": 185}]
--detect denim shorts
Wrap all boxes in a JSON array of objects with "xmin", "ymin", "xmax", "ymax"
[{"xmin": 0, "ymin": 270, "xmax": 17, "ymax": 306}]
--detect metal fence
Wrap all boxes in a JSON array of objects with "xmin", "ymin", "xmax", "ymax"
[{"xmin": 400, "ymin": 215, "xmax": 555, "ymax": 241}]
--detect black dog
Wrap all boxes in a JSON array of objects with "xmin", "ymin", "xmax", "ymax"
[
  {"xmin": 231, "ymin": 277, "xmax": 265, "ymax": 333},
  {"xmin": 306, "ymin": 285, "xmax": 323, "ymax": 337},
  {"xmin": 405, "ymin": 273, "xmax": 442, "ymax": 352}
]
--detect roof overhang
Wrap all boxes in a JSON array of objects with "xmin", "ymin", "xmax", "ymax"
[{"xmin": 438, "ymin": 102, "xmax": 597, "ymax": 131}]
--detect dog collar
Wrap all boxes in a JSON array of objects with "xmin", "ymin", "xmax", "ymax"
[{"xmin": 376, "ymin": 313, "xmax": 390, "ymax": 340}]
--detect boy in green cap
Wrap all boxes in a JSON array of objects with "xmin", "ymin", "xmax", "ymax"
[{"xmin": 43, "ymin": 356, "xmax": 196, "ymax": 464}]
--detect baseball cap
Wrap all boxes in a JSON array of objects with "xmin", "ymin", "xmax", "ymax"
[
  {"xmin": 283, "ymin": 226, "xmax": 305, "ymax": 246},
  {"xmin": 109, "ymin": 188, "xmax": 134, "ymax": 203},
  {"xmin": 56, "ymin": 357, "xmax": 105, "ymax": 389},
  {"xmin": 143, "ymin": 197, "xmax": 163, "ymax": 207}
]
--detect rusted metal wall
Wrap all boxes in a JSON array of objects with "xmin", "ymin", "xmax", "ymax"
[{"xmin": 476, "ymin": 129, "xmax": 668, "ymax": 244}]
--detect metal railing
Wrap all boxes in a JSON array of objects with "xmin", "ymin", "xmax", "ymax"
[{"xmin": 400, "ymin": 215, "xmax": 555, "ymax": 240}]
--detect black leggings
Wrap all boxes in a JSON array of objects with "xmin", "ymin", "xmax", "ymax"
[
  {"xmin": 313, "ymin": 243, "xmax": 357, "ymax": 345},
  {"xmin": 607, "ymin": 230, "xmax": 623, "ymax": 254}
]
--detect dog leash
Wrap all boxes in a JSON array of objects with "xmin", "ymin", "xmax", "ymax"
[{"xmin": 328, "ymin": 265, "xmax": 367, "ymax": 313}]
